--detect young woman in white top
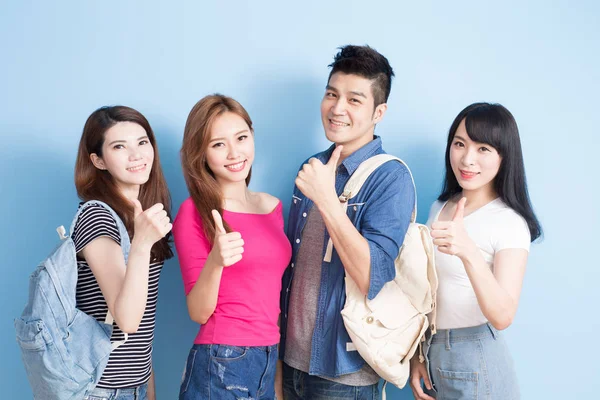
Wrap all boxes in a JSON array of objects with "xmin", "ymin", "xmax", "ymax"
[{"xmin": 409, "ymin": 103, "xmax": 542, "ymax": 400}]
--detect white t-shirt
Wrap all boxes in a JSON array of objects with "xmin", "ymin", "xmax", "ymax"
[{"xmin": 427, "ymin": 198, "xmax": 531, "ymax": 329}]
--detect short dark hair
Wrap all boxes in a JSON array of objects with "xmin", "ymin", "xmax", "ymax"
[
  {"xmin": 438, "ymin": 103, "xmax": 542, "ymax": 241},
  {"xmin": 328, "ymin": 45, "xmax": 394, "ymax": 107}
]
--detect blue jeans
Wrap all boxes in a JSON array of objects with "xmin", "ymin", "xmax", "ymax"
[
  {"xmin": 423, "ymin": 323, "xmax": 520, "ymax": 400},
  {"xmin": 84, "ymin": 383, "xmax": 147, "ymax": 400},
  {"xmin": 180, "ymin": 344, "xmax": 278, "ymax": 400},
  {"xmin": 282, "ymin": 363, "xmax": 380, "ymax": 400}
]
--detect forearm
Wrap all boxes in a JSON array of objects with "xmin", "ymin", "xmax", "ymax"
[
  {"xmin": 112, "ymin": 241, "xmax": 152, "ymax": 332},
  {"xmin": 147, "ymin": 367, "xmax": 156, "ymax": 400},
  {"xmin": 186, "ymin": 255, "xmax": 224, "ymax": 324},
  {"xmin": 318, "ymin": 199, "xmax": 371, "ymax": 295},
  {"xmin": 460, "ymin": 250, "xmax": 517, "ymax": 329}
]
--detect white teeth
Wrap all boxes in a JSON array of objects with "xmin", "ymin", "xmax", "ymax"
[
  {"xmin": 127, "ymin": 165, "xmax": 145, "ymax": 172},
  {"xmin": 226, "ymin": 161, "xmax": 245, "ymax": 171},
  {"xmin": 331, "ymin": 120, "xmax": 349, "ymax": 127}
]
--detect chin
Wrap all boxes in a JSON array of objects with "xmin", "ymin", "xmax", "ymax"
[{"xmin": 324, "ymin": 130, "xmax": 348, "ymax": 145}]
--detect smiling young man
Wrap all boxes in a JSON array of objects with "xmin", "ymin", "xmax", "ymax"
[{"xmin": 278, "ymin": 45, "xmax": 416, "ymax": 399}]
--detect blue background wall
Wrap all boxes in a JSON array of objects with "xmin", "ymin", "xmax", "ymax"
[{"xmin": 1, "ymin": 1, "xmax": 598, "ymax": 398}]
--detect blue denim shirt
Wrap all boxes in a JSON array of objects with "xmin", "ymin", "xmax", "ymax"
[{"xmin": 280, "ymin": 137, "xmax": 415, "ymax": 378}]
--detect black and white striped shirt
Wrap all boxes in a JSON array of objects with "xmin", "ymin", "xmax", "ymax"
[{"xmin": 72, "ymin": 203, "xmax": 163, "ymax": 389}]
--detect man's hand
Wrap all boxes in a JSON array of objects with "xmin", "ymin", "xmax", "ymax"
[{"xmin": 295, "ymin": 145, "xmax": 343, "ymax": 208}]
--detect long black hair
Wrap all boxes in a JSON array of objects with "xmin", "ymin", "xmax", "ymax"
[{"xmin": 438, "ymin": 103, "xmax": 542, "ymax": 242}]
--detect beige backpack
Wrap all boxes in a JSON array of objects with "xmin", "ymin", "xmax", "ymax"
[{"xmin": 323, "ymin": 154, "xmax": 438, "ymax": 391}]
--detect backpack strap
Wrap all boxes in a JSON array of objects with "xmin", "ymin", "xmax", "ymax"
[
  {"xmin": 323, "ymin": 154, "xmax": 417, "ymax": 262},
  {"xmin": 68, "ymin": 200, "xmax": 131, "ymax": 350},
  {"xmin": 68, "ymin": 200, "xmax": 131, "ymax": 260}
]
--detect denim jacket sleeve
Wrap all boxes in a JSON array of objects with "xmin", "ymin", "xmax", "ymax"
[{"xmin": 361, "ymin": 164, "xmax": 415, "ymax": 300}]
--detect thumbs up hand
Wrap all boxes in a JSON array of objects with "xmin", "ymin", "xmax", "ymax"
[
  {"xmin": 132, "ymin": 200, "xmax": 172, "ymax": 249},
  {"xmin": 207, "ymin": 210, "xmax": 244, "ymax": 268},
  {"xmin": 430, "ymin": 197, "xmax": 477, "ymax": 258},
  {"xmin": 295, "ymin": 145, "xmax": 343, "ymax": 208}
]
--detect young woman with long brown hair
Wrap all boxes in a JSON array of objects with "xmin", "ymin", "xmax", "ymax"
[
  {"xmin": 74, "ymin": 106, "xmax": 172, "ymax": 400},
  {"xmin": 174, "ymin": 94, "xmax": 291, "ymax": 400}
]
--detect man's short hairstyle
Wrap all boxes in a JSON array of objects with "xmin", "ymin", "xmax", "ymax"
[{"xmin": 328, "ymin": 45, "xmax": 395, "ymax": 107}]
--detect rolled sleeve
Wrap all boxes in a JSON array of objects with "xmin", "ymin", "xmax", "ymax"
[{"xmin": 362, "ymin": 167, "xmax": 415, "ymax": 300}]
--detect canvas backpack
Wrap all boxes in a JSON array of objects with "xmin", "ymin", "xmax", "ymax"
[
  {"xmin": 323, "ymin": 154, "xmax": 438, "ymax": 392},
  {"xmin": 15, "ymin": 200, "xmax": 129, "ymax": 400}
]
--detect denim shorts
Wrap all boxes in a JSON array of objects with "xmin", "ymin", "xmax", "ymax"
[
  {"xmin": 179, "ymin": 343, "xmax": 278, "ymax": 400},
  {"xmin": 423, "ymin": 323, "xmax": 520, "ymax": 400},
  {"xmin": 83, "ymin": 383, "xmax": 147, "ymax": 400}
]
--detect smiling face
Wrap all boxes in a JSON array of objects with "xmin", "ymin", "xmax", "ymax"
[
  {"xmin": 320, "ymin": 72, "xmax": 387, "ymax": 155},
  {"xmin": 90, "ymin": 121, "xmax": 154, "ymax": 197},
  {"xmin": 450, "ymin": 118, "xmax": 502, "ymax": 196},
  {"xmin": 205, "ymin": 111, "xmax": 254, "ymax": 185}
]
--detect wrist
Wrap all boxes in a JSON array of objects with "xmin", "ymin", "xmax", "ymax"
[
  {"xmin": 205, "ymin": 252, "xmax": 225, "ymax": 270},
  {"xmin": 459, "ymin": 243, "xmax": 481, "ymax": 264},
  {"xmin": 130, "ymin": 239, "xmax": 153, "ymax": 255},
  {"xmin": 315, "ymin": 191, "xmax": 340, "ymax": 212}
]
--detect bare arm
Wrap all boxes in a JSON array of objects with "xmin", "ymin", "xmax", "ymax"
[
  {"xmin": 81, "ymin": 202, "xmax": 171, "ymax": 333},
  {"xmin": 460, "ymin": 247, "xmax": 528, "ymax": 330},
  {"xmin": 183, "ymin": 210, "xmax": 244, "ymax": 325},
  {"xmin": 318, "ymin": 201, "xmax": 372, "ymax": 295},
  {"xmin": 431, "ymin": 198, "xmax": 528, "ymax": 330},
  {"xmin": 185, "ymin": 257, "xmax": 225, "ymax": 324},
  {"xmin": 147, "ymin": 367, "xmax": 156, "ymax": 400}
]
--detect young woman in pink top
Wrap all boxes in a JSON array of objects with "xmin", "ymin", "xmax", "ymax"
[{"xmin": 173, "ymin": 94, "xmax": 291, "ymax": 400}]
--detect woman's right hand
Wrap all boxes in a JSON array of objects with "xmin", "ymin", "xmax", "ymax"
[
  {"xmin": 132, "ymin": 199, "xmax": 172, "ymax": 248},
  {"xmin": 409, "ymin": 356, "xmax": 435, "ymax": 400},
  {"xmin": 207, "ymin": 210, "xmax": 244, "ymax": 267}
]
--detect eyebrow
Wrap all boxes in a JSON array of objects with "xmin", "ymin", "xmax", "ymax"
[
  {"xmin": 325, "ymin": 85, "xmax": 367, "ymax": 99},
  {"xmin": 453, "ymin": 135, "xmax": 468, "ymax": 141},
  {"xmin": 108, "ymin": 135, "xmax": 148, "ymax": 146},
  {"xmin": 209, "ymin": 129, "xmax": 249, "ymax": 142}
]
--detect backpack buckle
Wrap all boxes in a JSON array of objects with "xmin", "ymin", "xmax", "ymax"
[
  {"xmin": 339, "ymin": 190, "xmax": 352, "ymax": 203},
  {"xmin": 56, "ymin": 226, "xmax": 68, "ymax": 240}
]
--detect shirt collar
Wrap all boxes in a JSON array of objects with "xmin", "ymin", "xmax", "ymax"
[{"xmin": 324, "ymin": 136, "xmax": 383, "ymax": 175}]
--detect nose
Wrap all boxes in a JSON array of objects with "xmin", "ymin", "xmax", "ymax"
[
  {"xmin": 227, "ymin": 145, "xmax": 240, "ymax": 160},
  {"xmin": 129, "ymin": 148, "xmax": 142, "ymax": 161},
  {"xmin": 461, "ymin": 148, "xmax": 476, "ymax": 166},
  {"xmin": 331, "ymin": 98, "xmax": 347, "ymax": 116}
]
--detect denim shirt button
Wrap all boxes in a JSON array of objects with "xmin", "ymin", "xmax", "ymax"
[
  {"xmin": 295, "ymin": 239, "xmax": 300, "ymax": 244},
  {"xmin": 293, "ymin": 199, "xmax": 297, "ymax": 204},
  {"xmin": 291, "ymin": 263, "xmax": 295, "ymax": 268},
  {"xmin": 302, "ymin": 212, "xmax": 307, "ymax": 217}
]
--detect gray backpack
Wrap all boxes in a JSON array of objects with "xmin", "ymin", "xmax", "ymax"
[{"xmin": 15, "ymin": 200, "xmax": 129, "ymax": 400}]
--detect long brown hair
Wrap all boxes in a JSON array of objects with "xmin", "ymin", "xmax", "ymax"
[
  {"xmin": 181, "ymin": 94, "xmax": 253, "ymax": 242},
  {"xmin": 75, "ymin": 106, "xmax": 173, "ymax": 261}
]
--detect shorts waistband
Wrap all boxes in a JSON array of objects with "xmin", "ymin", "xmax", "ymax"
[
  {"xmin": 431, "ymin": 322, "xmax": 499, "ymax": 344},
  {"xmin": 193, "ymin": 343, "xmax": 278, "ymax": 352},
  {"xmin": 86, "ymin": 383, "xmax": 147, "ymax": 398}
]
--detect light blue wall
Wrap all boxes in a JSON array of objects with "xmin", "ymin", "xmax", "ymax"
[{"xmin": 1, "ymin": 1, "xmax": 597, "ymax": 399}]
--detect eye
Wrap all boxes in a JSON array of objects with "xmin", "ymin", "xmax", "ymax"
[
  {"xmin": 212, "ymin": 142, "xmax": 224, "ymax": 148},
  {"xmin": 238, "ymin": 135, "xmax": 248, "ymax": 141},
  {"xmin": 349, "ymin": 98, "xmax": 361, "ymax": 104},
  {"xmin": 479, "ymin": 146, "xmax": 492, "ymax": 152},
  {"xmin": 113, "ymin": 144, "xmax": 125, "ymax": 150},
  {"xmin": 453, "ymin": 141, "xmax": 464, "ymax": 148},
  {"xmin": 139, "ymin": 139, "xmax": 149, "ymax": 145},
  {"xmin": 325, "ymin": 92, "xmax": 337, "ymax": 98}
]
